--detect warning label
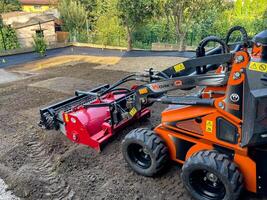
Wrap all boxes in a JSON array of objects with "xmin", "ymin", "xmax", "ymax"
[
  {"xmin": 206, "ymin": 120, "xmax": 213, "ymax": 133},
  {"xmin": 249, "ymin": 62, "xmax": 267, "ymax": 73},
  {"xmin": 139, "ymin": 87, "xmax": 148, "ymax": 95},
  {"xmin": 129, "ymin": 107, "xmax": 137, "ymax": 117},
  {"xmin": 174, "ymin": 63, "xmax": 185, "ymax": 72}
]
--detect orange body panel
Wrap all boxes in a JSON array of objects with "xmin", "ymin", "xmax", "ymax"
[
  {"xmin": 252, "ymin": 43, "xmax": 263, "ymax": 59},
  {"xmin": 154, "ymin": 51, "xmax": 257, "ymax": 193}
]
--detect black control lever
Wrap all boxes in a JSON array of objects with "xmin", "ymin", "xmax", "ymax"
[
  {"xmin": 143, "ymin": 68, "xmax": 169, "ymax": 81},
  {"xmin": 150, "ymin": 96, "xmax": 215, "ymax": 106}
]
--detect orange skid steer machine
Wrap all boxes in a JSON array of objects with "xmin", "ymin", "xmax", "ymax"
[
  {"xmin": 121, "ymin": 30, "xmax": 267, "ymax": 200},
  {"xmin": 38, "ymin": 26, "xmax": 266, "ymax": 200}
]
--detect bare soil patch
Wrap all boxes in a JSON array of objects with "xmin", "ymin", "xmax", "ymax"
[
  {"xmin": 0, "ymin": 69, "xmax": 35, "ymax": 84},
  {"xmin": 0, "ymin": 56, "xmax": 265, "ymax": 200},
  {"xmin": 29, "ymin": 77, "xmax": 94, "ymax": 95}
]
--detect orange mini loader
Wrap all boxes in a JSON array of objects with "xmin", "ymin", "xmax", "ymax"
[
  {"xmin": 39, "ymin": 26, "xmax": 259, "ymax": 200},
  {"xmin": 122, "ymin": 30, "xmax": 267, "ymax": 200}
]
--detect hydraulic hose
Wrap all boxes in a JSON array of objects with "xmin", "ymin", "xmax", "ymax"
[
  {"xmin": 196, "ymin": 36, "xmax": 229, "ymax": 58},
  {"xmin": 225, "ymin": 26, "xmax": 249, "ymax": 47},
  {"xmin": 101, "ymin": 74, "xmax": 137, "ymax": 95},
  {"xmin": 195, "ymin": 36, "xmax": 229, "ymax": 74}
]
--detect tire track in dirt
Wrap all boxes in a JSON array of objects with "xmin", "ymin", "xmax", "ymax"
[{"xmin": 27, "ymin": 132, "xmax": 76, "ymax": 200}]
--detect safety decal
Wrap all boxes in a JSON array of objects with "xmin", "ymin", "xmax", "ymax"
[
  {"xmin": 129, "ymin": 107, "xmax": 137, "ymax": 117},
  {"xmin": 139, "ymin": 87, "xmax": 148, "ymax": 95},
  {"xmin": 174, "ymin": 63, "xmax": 185, "ymax": 72},
  {"xmin": 64, "ymin": 113, "xmax": 69, "ymax": 123},
  {"xmin": 249, "ymin": 62, "xmax": 267, "ymax": 73},
  {"xmin": 206, "ymin": 120, "xmax": 213, "ymax": 133}
]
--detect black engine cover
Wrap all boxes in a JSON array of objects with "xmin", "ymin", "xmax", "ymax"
[{"xmin": 242, "ymin": 67, "xmax": 267, "ymax": 147}]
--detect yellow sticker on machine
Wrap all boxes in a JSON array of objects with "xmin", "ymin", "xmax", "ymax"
[
  {"xmin": 174, "ymin": 63, "xmax": 185, "ymax": 72},
  {"xmin": 129, "ymin": 107, "xmax": 138, "ymax": 117},
  {"xmin": 139, "ymin": 87, "xmax": 148, "ymax": 95},
  {"xmin": 206, "ymin": 120, "xmax": 213, "ymax": 133},
  {"xmin": 249, "ymin": 62, "xmax": 267, "ymax": 73}
]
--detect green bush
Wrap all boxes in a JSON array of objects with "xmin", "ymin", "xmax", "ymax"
[
  {"xmin": 33, "ymin": 36, "xmax": 47, "ymax": 57},
  {"xmin": 0, "ymin": 26, "xmax": 20, "ymax": 51}
]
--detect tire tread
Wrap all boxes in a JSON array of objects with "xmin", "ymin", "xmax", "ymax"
[
  {"xmin": 122, "ymin": 128, "xmax": 168, "ymax": 176},
  {"xmin": 182, "ymin": 150, "xmax": 243, "ymax": 200}
]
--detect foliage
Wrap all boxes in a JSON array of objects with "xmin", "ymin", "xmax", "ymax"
[
  {"xmin": 162, "ymin": 0, "xmax": 226, "ymax": 50},
  {"xmin": 212, "ymin": 0, "xmax": 267, "ymax": 38},
  {"xmin": 132, "ymin": 20, "xmax": 176, "ymax": 48},
  {"xmin": 90, "ymin": 0, "xmax": 126, "ymax": 46},
  {"xmin": 33, "ymin": 35, "xmax": 47, "ymax": 57},
  {"xmin": 117, "ymin": 0, "xmax": 160, "ymax": 50},
  {"xmin": 58, "ymin": 0, "xmax": 88, "ymax": 34},
  {"xmin": 0, "ymin": 0, "xmax": 21, "ymax": 13},
  {"xmin": 2, "ymin": 0, "xmax": 267, "ymax": 51},
  {"xmin": 0, "ymin": 26, "xmax": 20, "ymax": 50},
  {"xmin": 94, "ymin": 15, "xmax": 126, "ymax": 46},
  {"xmin": 78, "ymin": 0, "xmax": 97, "ymax": 30},
  {"xmin": 65, "ymin": 0, "xmax": 267, "ymax": 50}
]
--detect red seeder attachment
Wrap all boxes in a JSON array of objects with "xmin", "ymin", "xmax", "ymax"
[
  {"xmin": 62, "ymin": 92, "xmax": 150, "ymax": 151},
  {"xmin": 39, "ymin": 84, "xmax": 150, "ymax": 151}
]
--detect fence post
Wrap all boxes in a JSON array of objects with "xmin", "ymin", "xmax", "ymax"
[
  {"xmin": 86, "ymin": 19, "xmax": 89, "ymax": 43},
  {"xmin": 190, "ymin": 32, "xmax": 193, "ymax": 46}
]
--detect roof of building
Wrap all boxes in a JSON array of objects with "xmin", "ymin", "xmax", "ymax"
[
  {"xmin": 12, "ymin": 14, "xmax": 56, "ymax": 29},
  {"xmin": 19, "ymin": 0, "xmax": 57, "ymax": 5},
  {"xmin": 1, "ymin": 11, "xmax": 30, "ymax": 19}
]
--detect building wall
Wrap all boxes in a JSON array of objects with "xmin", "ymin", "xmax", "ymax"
[
  {"xmin": 3, "ymin": 12, "xmax": 37, "ymax": 25},
  {"xmin": 22, "ymin": 5, "xmax": 50, "ymax": 12},
  {"xmin": 16, "ymin": 21, "xmax": 56, "ymax": 47}
]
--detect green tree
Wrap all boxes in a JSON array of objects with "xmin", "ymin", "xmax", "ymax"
[
  {"xmin": 0, "ymin": 0, "xmax": 21, "ymax": 13},
  {"xmin": 58, "ymin": 0, "xmax": 88, "ymax": 41},
  {"xmin": 0, "ymin": 16, "xmax": 19, "ymax": 51},
  {"xmin": 212, "ymin": 0, "xmax": 267, "ymax": 38},
  {"xmin": 95, "ymin": 15, "xmax": 126, "ymax": 46},
  {"xmin": 78, "ymin": 0, "xmax": 97, "ymax": 30},
  {"xmin": 117, "ymin": 0, "xmax": 160, "ymax": 51},
  {"xmin": 96, "ymin": 0, "xmax": 109, "ymax": 14},
  {"xmin": 4, "ymin": 25, "xmax": 19, "ymax": 49},
  {"xmin": 0, "ymin": 27, "xmax": 20, "ymax": 50},
  {"xmin": 163, "ymin": 0, "xmax": 225, "ymax": 50},
  {"xmin": 92, "ymin": 0, "xmax": 126, "ymax": 46}
]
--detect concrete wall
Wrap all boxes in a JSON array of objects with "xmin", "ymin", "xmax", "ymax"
[
  {"xmin": 16, "ymin": 21, "xmax": 56, "ymax": 47},
  {"xmin": 152, "ymin": 43, "xmax": 180, "ymax": 51}
]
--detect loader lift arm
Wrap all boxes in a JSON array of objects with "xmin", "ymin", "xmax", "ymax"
[{"xmin": 132, "ymin": 53, "xmax": 234, "ymax": 112}]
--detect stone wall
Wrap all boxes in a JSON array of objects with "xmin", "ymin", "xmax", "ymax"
[
  {"xmin": 152, "ymin": 43, "xmax": 180, "ymax": 51},
  {"xmin": 16, "ymin": 21, "xmax": 56, "ymax": 47},
  {"xmin": 152, "ymin": 43, "xmax": 196, "ymax": 51}
]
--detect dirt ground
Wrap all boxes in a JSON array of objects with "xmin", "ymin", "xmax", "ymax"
[{"xmin": 0, "ymin": 56, "xmax": 266, "ymax": 200}]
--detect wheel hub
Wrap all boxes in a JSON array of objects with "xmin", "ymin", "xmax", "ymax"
[
  {"xmin": 189, "ymin": 169, "xmax": 226, "ymax": 200},
  {"xmin": 206, "ymin": 172, "xmax": 218, "ymax": 183},
  {"xmin": 139, "ymin": 148, "xmax": 149, "ymax": 156},
  {"xmin": 128, "ymin": 143, "xmax": 152, "ymax": 169}
]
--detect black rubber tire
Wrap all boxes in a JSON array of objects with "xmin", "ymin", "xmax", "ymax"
[
  {"xmin": 181, "ymin": 150, "xmax": 244, "ymax": 200},
  {"xmin": 122, "ymin": 128, "xmax": 168, "ymax": 177}
]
